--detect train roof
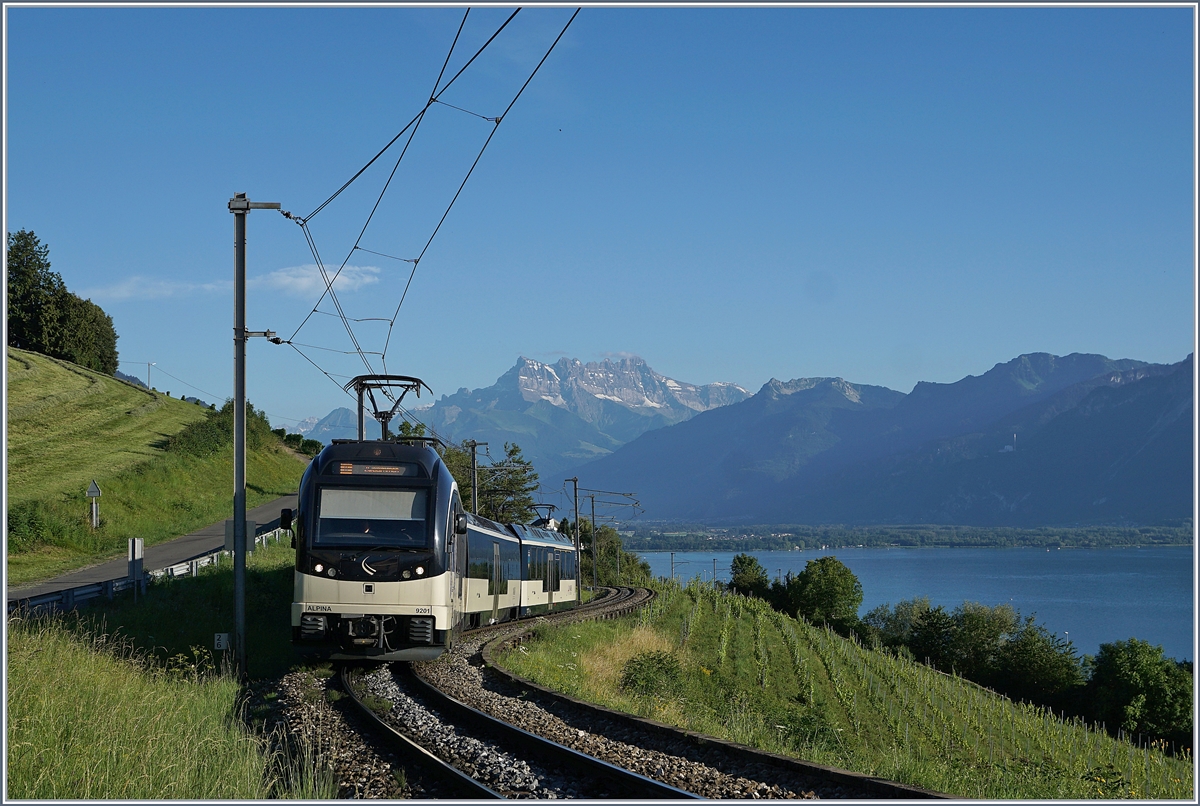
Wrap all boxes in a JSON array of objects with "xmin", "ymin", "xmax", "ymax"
[
  {"xmin": 509, "ymin": 523, "xmax": 576, "ymax": 550},
  {"xmin": 314, "ymin": 440, "xmax": 442, "ymax": 478},
  {"xmin": 464, "ymin": 513, "xmax": 519, "ymax": 539}
]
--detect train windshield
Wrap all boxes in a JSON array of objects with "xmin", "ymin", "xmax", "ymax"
[{"xmin": 314, "ymin": 487, "xmax": 429, "ymax": 548}]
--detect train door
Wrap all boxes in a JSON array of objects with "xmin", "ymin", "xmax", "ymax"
[
  {"xmin": 449, "ymin": 494, "xmax": 465, "ymax": 643},
  {"xmin": 490, "ymin": 542, "xmax": 500, "ymax": 624}
]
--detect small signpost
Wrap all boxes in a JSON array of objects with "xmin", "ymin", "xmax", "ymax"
[
  {"xmin": 86, "ymin": 480, "xmax": 101, "ymax": 529},
  {"xmin": 127, "ymin": 537, "xmax": 144, "ymax": 602},
  {"xmin": 225, "ymin": 520, "xmax": 257, "ymax": 553}
]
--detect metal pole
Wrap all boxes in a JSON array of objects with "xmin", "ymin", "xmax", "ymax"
[
  {"xmin": 671, "ymin": 551, "xmax": 675, "ymax": 581},
  {"xmin": 569, "ymin": 477, "xmax": 580, "ymax": 601},
  {"xmin": 469, "ymin": 441, "xmax": 478, "ymax": 513},
  {"xmin": 713, "ymin": 558, "xmax": 717, "ymax": 585},
  {"xmin": 590, "ymin": 495, "xmax": 597, "ymax": 589},
  {"xmin": 357, "ymin": 382, "xmax": 365, "ymax": 440},
  {"xmin": 232, "ymin": 197, "xmax": 248, "ymax": 679},
  {"xmin": 229, "ymin": 192, "xmax": 279, "ymax": 680}
]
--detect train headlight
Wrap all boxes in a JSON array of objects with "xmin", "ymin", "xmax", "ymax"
[
  {"xmin": 326, "ymin": 567, "xmax": 337, "ymax": 578},
  {"xmin": 402, "ymin": 570, "xmax": 412, "ymax": 579},
  {"xmin": 314, "ymin": 563, "xmax": 324, "ymax": 573},
  {"xmin": 415, "ymin": 566, "xmax": 425, "ymax": 576}
]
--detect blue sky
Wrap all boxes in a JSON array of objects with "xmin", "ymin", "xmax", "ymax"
[{"xmin": 5, "ymin": 5, "xmax": 1195, "ymax": 431}]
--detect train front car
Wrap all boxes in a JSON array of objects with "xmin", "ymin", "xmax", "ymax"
[{"xmin": 289, "ymin": 440, "xmax": 466, "ymax": 662}]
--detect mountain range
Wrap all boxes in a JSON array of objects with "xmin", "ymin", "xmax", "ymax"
[
  {"xmin": 290, "ymin": 351, "xmax": 1192, "ymax": 527},
  {"xmin": 568, "ymin": 352, "xmax": 1193, "ymax": 526},
  {"xmin": 291, "ymin": 356, "xmax": 749, "ymax": 478}
]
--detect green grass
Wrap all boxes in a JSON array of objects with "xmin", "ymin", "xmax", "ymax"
[
  {"xmin": 6, "ymin": 541, "xmax": 338, "ymax": 799},
  {"xmin": 61, "ymin": 538, "xmax": 301, "ymax": 679},
  {"xmin": 6, "ymin": 614, "xmax": 331, "ymax": 798},
  {"xmin": 6, "ymin": 347, "xmax": 308, "ymax": 586},
  {"xmin": 497, "ymin": 580, "xmax": 1194, "ymax": 799}
]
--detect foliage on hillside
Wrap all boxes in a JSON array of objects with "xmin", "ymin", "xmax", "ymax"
[
  {"xmin": 6, "ymin": 230, "xmax": 119, "ymax": 374},
  {"xmin": 270, "ymin": 428, "xmax": 323, "ymax": 457},
  {"xmin": 167, "ymin": 399, "xmax": 275, "ymax": 456},
  {"xmin": 729, "ymin": 552, "xmax": 1193, "ymax": 752},
  {"xmin": 497, "ymin": 581, "xmax": 1194, "ymax": 799}
]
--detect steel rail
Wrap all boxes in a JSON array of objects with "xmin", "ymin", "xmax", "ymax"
[
  {"xmin": 339, "ymin": 665, "xmax": 503, "ymax": 799},
  {"xmin": 404, "ymin": 663, "xmax": 702, "ymax": 799}
]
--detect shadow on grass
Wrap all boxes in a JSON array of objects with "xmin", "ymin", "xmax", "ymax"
[{"xmin": 80, "ymin": 544, "xmax": 300, "ymax": 680}]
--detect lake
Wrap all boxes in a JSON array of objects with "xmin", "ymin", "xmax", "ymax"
[{"xmin": 634, "ymin": 545, "xmax": 1195, "ymax": 662}]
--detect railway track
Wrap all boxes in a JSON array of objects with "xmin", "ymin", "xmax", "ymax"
[
  {"xmin": 340, "ymin": 587, "xmax": 695, "ymax": 798},
  {"xmin": 332, "ymin": 586, "xmax": 949, "ymax": 798}
]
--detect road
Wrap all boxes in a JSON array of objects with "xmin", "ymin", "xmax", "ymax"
[{"xmin": 6, "ymin": 494, "xmax": 297, "ymax": 604}]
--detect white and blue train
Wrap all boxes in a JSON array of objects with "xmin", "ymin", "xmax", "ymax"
[{"xmin": 281, "ymin": 375, "xmax": 578, "ymax": 662}]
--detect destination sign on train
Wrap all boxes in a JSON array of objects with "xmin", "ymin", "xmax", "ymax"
[{"xmin": 336, "ymin": 462, "xmax": 420, "ymax": 476}]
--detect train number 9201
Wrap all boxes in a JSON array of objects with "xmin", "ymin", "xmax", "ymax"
[{"xmin": 412, "ymin": 606, "xmax": 432, "ymax": 615}]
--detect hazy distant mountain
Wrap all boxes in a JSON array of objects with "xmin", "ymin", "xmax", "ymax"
[
  {"xmin": 570, "ymin": 352, "xmax": 1191, "ymax": 526},
  {"xmin": 290, "ymin": 415, "xmax": 320, "ymax": 435},
  {"xmin": 304, "ymin": 407, "xmax": 384, "ymax": 443},
  {"xmin": 114, "ymin": 370, "xmax": 147, "ymax": 388},
  {"xmin": 423, "ymin": 356, "xmax": 750, "ymax": 478}
]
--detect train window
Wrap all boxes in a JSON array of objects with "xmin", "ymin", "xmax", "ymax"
[{"xmin": 314, "ymin": 488, "xmax": 429, "ymax": 548}]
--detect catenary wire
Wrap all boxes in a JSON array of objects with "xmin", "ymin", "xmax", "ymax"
[
  {"xmin": 380, "ymin": 8, "xmax": 580, "ymax": 372},
  {"xmin": 288, "ymin": 8, "xmax": 519, "ymax": 346}
]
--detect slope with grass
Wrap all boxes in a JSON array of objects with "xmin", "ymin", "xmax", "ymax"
[
  {"xmin": 7, "ymin": 347, "xmax": 210, "ymax": 503},
  {"xmin": 496, "ymin": 581, "xmax": 1193, "ymax": 799},
  {"xmin": 6, "ymin": 347, "xmax": 308, "ymax": 586}
]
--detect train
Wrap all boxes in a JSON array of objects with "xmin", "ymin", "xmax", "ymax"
[{"xmin": 281, "ymin": 375, "xmax": 579, "ymax": 662}]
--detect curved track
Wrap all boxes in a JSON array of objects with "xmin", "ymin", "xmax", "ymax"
[{"xmin": 341, "ymin": 586, "xmax": 949, "ymax": 798}]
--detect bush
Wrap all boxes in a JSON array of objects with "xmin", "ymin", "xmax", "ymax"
[
  {"xmin": 167, "ymin": 401, "xmax": 275, "ymax": 457},
  {"xmin": 299, "ymin": 438, "xmax": 323, "ymax": 457},
  {"xmin": 619, "ymin": 650, "xmax": 682, "ymax": 697}
]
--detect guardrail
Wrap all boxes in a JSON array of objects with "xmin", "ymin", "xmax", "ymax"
[{"xmin": 6, "ymin": 528, "xmax": 289, "ymax": 616}]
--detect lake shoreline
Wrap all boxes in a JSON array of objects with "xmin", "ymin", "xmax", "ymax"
[{"xmin": 634, "ymin": 545, "xmax": 1195, "ymax": 662}]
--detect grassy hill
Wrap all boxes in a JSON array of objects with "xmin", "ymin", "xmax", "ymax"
[
  {"xmin": 7, "ymin": 348, "xmax": 209, "ymax": 504},
  {"xmin": 498, "ymin": 581, "xmax": 1193, "ymax": 799},
  {"xmin": 6, "ymin": 347, "xmax": 308, "ymax": 586}
]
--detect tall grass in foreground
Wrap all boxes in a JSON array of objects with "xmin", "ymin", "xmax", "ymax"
[
  {"xmin": 6, "ymin": 613, "xmax": 334, "ymax": 799},
  {"xmin": 497, "ymin": 580, "xmax": 1194, "ymax": 799}
]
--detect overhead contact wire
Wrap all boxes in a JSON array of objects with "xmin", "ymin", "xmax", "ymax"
[{"xmin": 381, "ymin": 8, "xmax": 580, "ymax": 367}]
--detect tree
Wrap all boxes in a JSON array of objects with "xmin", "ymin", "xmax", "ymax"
[
  {"xmin": 794, "ymin": 555, "xmax": 863, "ymax": 632},
  {"xmin": 909, "ymin": 605, "xmax": 956, "ymax": 672},
  {"xmin": 7, "ymin": 230, "xmax": 118, "ymax": 373},
  {"xmin": 477, "ymin": 443, "xmax": 538, "ymax": 523},
  {"xmin": 863, "ymin": 597, "xmax": 932, "ymax": 648},
  {"xmin": 729, "ymin": 553, "xmax": 770, "ymax": 599},
  {"xmin": 996, "ymin": 617, "xmax": 1084, "ymax": 707},
  {"xmin": 1085, "ymin": 638, "xmax": 1193, "ymax": 747},
  {"xmin": 7, "ymin": 229, "xmax": 66, "ymax": 353},
  {"xmin": 581, "ymin": 521, "xmax": 651, "ymax": 587},
  {"xmin": 948, "ymin": 601, "xmax": 1020, "ymax": 685}
]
